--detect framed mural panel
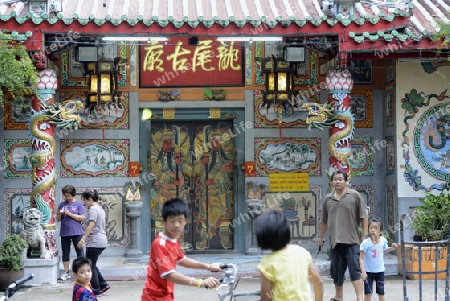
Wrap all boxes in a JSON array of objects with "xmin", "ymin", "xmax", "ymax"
[
  {"xmin": 385, "ymin": 59, "xmax": 395, "ymax": 83},
  {"xmin": 4, "ymin": 139, "xmax": 32, "ymax": 178},
  {"xmin": 77, "ymin": 187, "xmax": 127, "ymax": 246},
  {"xmin": 350, "ymin": 137, "xmax": 373, "ymax": 176},
  {"xmin": 254, "ymin": 42, "xmax": 264, "ymax": 85},
  {"xmin": 385, "ymin": 87, "xmax": 395, "ymax": 127},
  {"xmin": 386, "ymin": 136, "xmax": 395, "ymax": 175},
  {"xmin": 60, "ymin": 139, "xmax": 129, "ymax": 177},
  {"xmin": 58, "ymin": 92, "xmax": 129, "ymax": 129},
  {"xmin": 352, "ymin": 184, "xmax": 374, "ymax": 219},
  {"xmin": 351, "ymin": 89, "xmax": 373, "ymax": 128},
  {"xmin": 69, "ymin": 47, "xmax": 86, "ymax": 78},
  {"xmin": 386, "ymin": 185, "xmax": 396, "ymax": 241},
  {"xmin": 349, "ymin": 60, "xmax": 372, "ymax": 84},
  {"xmin": 3, "ymin": 97, "xmax": 32, "ymax": 130},
  {"xmin": 61, "ymin": 43, "xmax": 126, "ymax": 87},
  {"xmin": 245, "ymin": 43, "xmax": 253, "ymax": 86},
  {"xmin": 254, "ymin": 91, "xmax": 318, "ymax": 128},
  {"xmin": 263, "ymin": 191, "xmax": 318, "ymax": 240},
  {"xmin": 4, "ymin": 188, "xmax": 32, "ymax": 236},
  {"xmin": 294, "ymin": 50, "xmax": 317, "ymax": 85},
  {"xmin": 255, "ymin": 137, "xmax": 321, "ymax": 177}
]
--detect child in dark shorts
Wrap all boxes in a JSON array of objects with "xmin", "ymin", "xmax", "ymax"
[{"xmin": 359, "ymin": 218, "xmax": 397, "ymax": 301}]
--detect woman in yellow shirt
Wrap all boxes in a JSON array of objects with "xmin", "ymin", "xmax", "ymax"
[{"xmin": 255, "ymin": 210, "xmax": 323, "ymax": 301}]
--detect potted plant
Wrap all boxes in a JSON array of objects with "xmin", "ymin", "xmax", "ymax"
[
  {"xmin": 0, "ymin": 235, "xmax": 28, "ymax": 290},
  {"xmin": 398, "ymin": 186, "xmax": 450, "ymax": 279},
  {"xmin": 411, "ymin": 191, "xmax": 450, "ymax": 241}
]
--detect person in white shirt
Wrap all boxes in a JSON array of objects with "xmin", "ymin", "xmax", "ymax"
[{"xmin": 359, "ymin": 218, "xmax": 398, "ymax": 301}]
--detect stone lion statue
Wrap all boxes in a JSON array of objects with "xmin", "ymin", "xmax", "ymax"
[{"xmin": 20, "ymin": 208, "xmax": 48, "ymax": 259}]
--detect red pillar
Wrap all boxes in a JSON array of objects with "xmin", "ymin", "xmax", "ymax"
[
  {"xmin": 30, "ymin": 53, "xmax": 59, "ymax": 257},
  {"xmin": 325, "ymin": 68, "xmax": 354, "ymax": 181}
]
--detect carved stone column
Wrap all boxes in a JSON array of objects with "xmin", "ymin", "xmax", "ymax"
[
  {"xmin": 124, "ymin": 201, "xmax": 143, "ymax": 258},
  {"xmin": 245, "ymin": 199, "xmax": 264, "ymax": 255}
]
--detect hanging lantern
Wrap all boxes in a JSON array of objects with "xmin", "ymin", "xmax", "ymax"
[
  {"xmin": 261, "ymin": 55, "xmax": 297, "ymax": 110},
  {"xmin": 85, "ymin": 55, "xmax": 122, "ymax": 111}
]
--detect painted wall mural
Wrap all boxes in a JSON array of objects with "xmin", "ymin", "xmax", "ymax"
[
  {"xmin": 352, "ymin": 184, "xmax": 374, "ymax": 219},
  {"xmin": 3, "ymin": 97, "xmax": 32, "ymax": 130},
  {"xmin": 60, "ymin": 139, "xmax": 129, "ymax": 177},
  {"xmin": 386, "ymin": 185, "xmax": 396, "ymax": 241},
  {"xmin": 385, "ymin": 59, "xmax": 395, "ymax": 84},
  {"xmin": 245, "ymin": 43, "xmax": 252, "ymax": 86},
  {"xmin": 77, "ymin": 187, "xmax": 126, "ymax": 246},
  {"xmin": 4, "ymin": 139, "xmax": 32, "ymax": 178},
  {"xmin": 400, "ymin": 89, "xmax": 449, "ymax": 191},
  {"xmin": 4, "ymin": 188, "xmax": 32, "ymax": 236},
  {"xmin": 385, "ymin": 86, "xmax": 395, "ymax": 127},
  {"xmin": 255, "ymin": 138, "xmax": 321, "ymax": 176},
  {"xmin": 350, "ymin": 89, "xmax": 373, "ymax": 128},
  {"xmin": 254, "ymin": 90, "xmax": 319, "ymax": 127},
  {"xmin": 4, "ymin": 187, "xmax": 127, "ymax": 247},
  {"xmin": 349, "ymin": 60, "xmax": 372, "ymax": 84},
  {"xmin": 415, "ymin": 103, "xmax": 450, "ymax": 179},
  {"xmin": 350, "ymin": 137, "xmax": 373, "ymax": 176},
  {"xmin": 58, "ymin": 92, "xmax": 129, "ymax": 129},
  {"xmin": 263, "ymin": 191, "xmax": 318, "ymax": 241},
  {"xmin": 386, "ymin": 136, "xmax": 396, "ymax": 175}
]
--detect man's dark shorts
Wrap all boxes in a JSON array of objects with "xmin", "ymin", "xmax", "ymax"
[
  {"xmin": 330, "ymin": 243, "xmax": 362, "ymax": 286},
  {"xmin": 364, "ymin": 272, "xmax": 385, "ymax": 295}
]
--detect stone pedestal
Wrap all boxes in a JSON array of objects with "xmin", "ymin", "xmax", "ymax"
[
  {"xmin": 124, "ymin": 201, "xmax": 143, "ymax": 258},
  {"xmin": 23, "ymin": 257, "xmax": 58, "ymax": 286},
  {"xmin": 245, "ymin": 199, "xmax": 264, "ymax": 255}
]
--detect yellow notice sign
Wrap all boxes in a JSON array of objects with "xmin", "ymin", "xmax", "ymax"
[{"xmin": 269, "ymin": 173, "xmax": 309, "ymax": 192}]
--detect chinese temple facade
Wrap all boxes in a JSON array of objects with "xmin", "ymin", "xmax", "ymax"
[{"xmin": 0, "ymin": 0, "xmax": 449, "ymax": 256}]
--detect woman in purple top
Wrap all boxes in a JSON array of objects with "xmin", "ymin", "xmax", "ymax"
[{"xmin": 57, "ymin": 185, "xmax": 85, "ymax": 280}]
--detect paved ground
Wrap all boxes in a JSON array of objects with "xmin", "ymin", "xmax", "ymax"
[
  {"xmin": 3, "ymin": 246, "xmax": 448, "ymax": 300},
  {"xmin": 8, "ymin": 276, "xmax": 448, "ymax": 301}
]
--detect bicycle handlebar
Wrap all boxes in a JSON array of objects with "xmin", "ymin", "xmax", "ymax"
[
  {"xmin": 215, "ymin": 263, "xmax": 261, "ymax": 300},
  {"xmin": 2, "ymin": 274, "xmax": 34, "ymax": 300},
  {"xmin": 15, "ymin": 274, "xmax": 34, "ymax": 286},
  {"xmin": 219, "ymin": 263, "xmax": 231, "ymax": 269},
  {"xmin": 205, "ymin": 263, "xmax": 237, "ymax": 289}
]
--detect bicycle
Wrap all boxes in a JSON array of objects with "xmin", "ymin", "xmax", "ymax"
[
  {"xmin": 1, "ymin": 274, "xmax": 34, "ymax": 301},
  {"xmin": 215, "ymin": 263, "xmax": 260, "ymax": 301}
]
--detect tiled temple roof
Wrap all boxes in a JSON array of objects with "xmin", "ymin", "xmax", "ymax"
[{"xmin": 0, "ymin": 0, "xmax": 448, "ymax": 42}]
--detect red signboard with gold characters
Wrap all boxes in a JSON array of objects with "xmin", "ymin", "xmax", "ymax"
[{"xmin": 139, "ymin": 37, "xmax": 243, "ymax": 87}]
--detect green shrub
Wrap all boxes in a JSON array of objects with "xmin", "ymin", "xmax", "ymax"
[
  {"xmin": 0, "ymin": 235, "xmax": 28, "ymax": 271},
  {"xmin": 411, "ymin": 191, "xmax": 450, "ymax": 241}
]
